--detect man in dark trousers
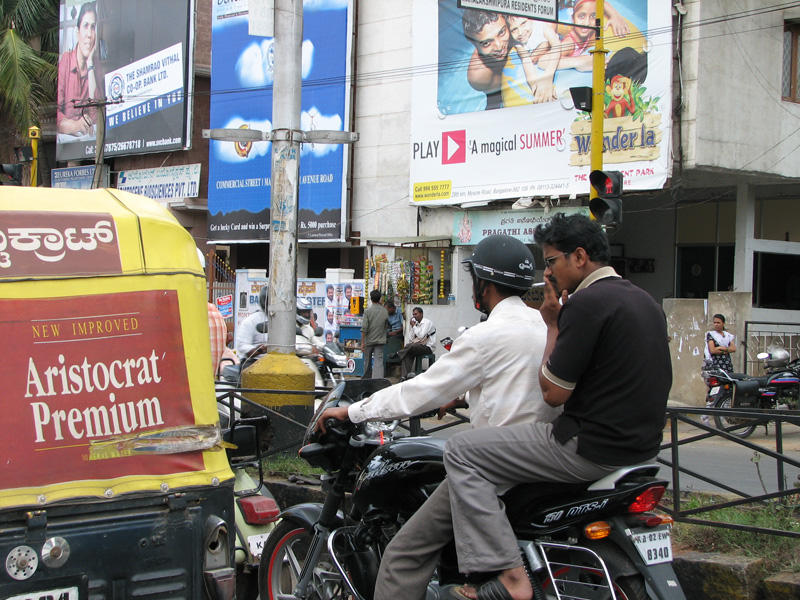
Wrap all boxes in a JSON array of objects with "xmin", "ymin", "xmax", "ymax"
[
  {"xmin": 361, "ymin": 289, "xmax": 389, "ymax": 379},
  {"xmin": 443, "ymin": 213, "xmax": 672, "ymax": 600}
]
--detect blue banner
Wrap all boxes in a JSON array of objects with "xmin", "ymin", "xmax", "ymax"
[{"xmin": 208, "ymin": 0, "xmax": 352, "ymax": 243}]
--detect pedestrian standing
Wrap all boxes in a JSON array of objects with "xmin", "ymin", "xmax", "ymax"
[{"xmin": 361, "ymin": 289, "xmax": 389, "ymax": 378}]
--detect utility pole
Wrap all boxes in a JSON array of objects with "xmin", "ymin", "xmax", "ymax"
[
  {"xmin": 267, "ymin": 0, "xmax": 303, "ymax": 354},
  {"xmin": 589, "ymin": 0, "xmax": 607, "ymax": 201},
  {"xmin": 73, "ymin": 98, "xmax": 120, "ymax": 188}
]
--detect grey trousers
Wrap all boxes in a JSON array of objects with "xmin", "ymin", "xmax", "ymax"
[
  {"xmin": 444, "ymin": 421, "xmax": 618, "ymax": 574},
  {"xmin": 362, "ymin": 344, "xmax": 385, "ymax": 379},
  {"xmin": 374, "ymin": 479, "xmax": 453, "ymax": 600}
]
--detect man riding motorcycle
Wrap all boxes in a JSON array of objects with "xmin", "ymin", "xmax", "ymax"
[
  {"xmin": 236, "ymin": 286, "xmax": 269, "ymax": 357},
  {"xmin": 316, "ymin": 234, "xmax": 561, "ymax": 600},
  {"xmin": 442, "ymin": 213, "xmax": 672, "ymax": 600}
]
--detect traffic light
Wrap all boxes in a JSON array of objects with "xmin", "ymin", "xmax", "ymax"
[
  {"xmin": 589, "ymin": 170, "xmax": 623, "ymax": 226},
  {"xmin": 0, "ymin": 163, "xmax": 23, "ymax": 185}
]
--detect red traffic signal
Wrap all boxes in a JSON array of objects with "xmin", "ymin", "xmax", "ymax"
[{"xmin": 589, "ymin": 170, "xmax": 623, "ymax": 226}]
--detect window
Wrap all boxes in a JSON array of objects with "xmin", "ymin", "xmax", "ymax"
[{"xmin": 782, "ymin": 24, "xmax": 800, "ymax": 102}]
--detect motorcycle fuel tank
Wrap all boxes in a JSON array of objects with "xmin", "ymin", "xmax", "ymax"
[{"xmin": 353, "ymin": 436, "xmax": 446, "ymax": 515}]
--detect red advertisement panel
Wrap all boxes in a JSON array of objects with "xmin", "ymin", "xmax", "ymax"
[
  {"xmin": 0, "ymin": 291, "xmax": 203, "ymax": 490},
  {"xmin": 0, "ymin": 211, "xmax": 122, "ymax": 277}
]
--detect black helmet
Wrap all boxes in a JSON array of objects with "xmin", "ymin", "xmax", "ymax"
[
  {"xmin": 462, "ymin": 234, "xmax": 535, "ymax": 291},
  {"xmin": 258, "ymin": 286, "xmax": 268, "ymax": 311}
]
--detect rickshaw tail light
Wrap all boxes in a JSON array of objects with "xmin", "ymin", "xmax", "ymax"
[{"xmin": 238, "ymin": 495, "xmax": 280, "ymax": 524}]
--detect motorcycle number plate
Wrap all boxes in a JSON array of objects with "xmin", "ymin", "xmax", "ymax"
[
  {"xmin": 710, "ymin": 386, "xmax": 720, "ymax": 395},
  {"xmin": 247, "ymin": 533, "xmax": 270, "ymax": 560},
  {"xmin": 630, "ymin": 526, "xmax": 673, "ymax": 565},
  {"xmin": 7, "ymin": 586, "xmax": 79, "ymax": 600}
]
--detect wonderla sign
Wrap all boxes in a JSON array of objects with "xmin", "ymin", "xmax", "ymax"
[{"xmin": 457, "ymin": 0, "xmax": 557, "ymax": 22}]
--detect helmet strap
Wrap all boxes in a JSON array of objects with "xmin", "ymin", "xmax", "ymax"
[{"xmin": 473, "ymin": 278, "xmax": 491, "ymax": 315}]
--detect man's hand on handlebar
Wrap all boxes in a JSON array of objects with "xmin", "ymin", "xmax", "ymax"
[
  {"xmin": 437, "ymin": 396, "xmax": 468, "ymax": 420},
  {"xmin": 315, "ymin": 406, "xmax": 350, "ymax": 434}
]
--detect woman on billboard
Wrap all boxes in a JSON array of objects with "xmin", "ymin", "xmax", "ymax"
[{"xmin": 57, "ymin": 1, "xmax": 102, "ymax": 136}]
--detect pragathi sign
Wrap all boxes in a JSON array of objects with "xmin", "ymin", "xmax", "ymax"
[
  {"xmin": 410, "ymin": 0, "xmax": 672, "ymax": 206},
  {"xmin": 56, "ymin": 0, "xmax": 193, "ymax": 161}
]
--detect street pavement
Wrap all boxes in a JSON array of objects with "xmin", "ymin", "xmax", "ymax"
[{"xmin": 425, "ymin": 406, "xmax": 800, "ymax": 497}]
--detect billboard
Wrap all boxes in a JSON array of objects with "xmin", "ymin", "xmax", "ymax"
[
  {"xmin": 411, "ymin": 0, "xmax": 672, "ymax": 205},
  {"xmin": 56, "ymin": 0, "xmax": 194, "ymax": 161},
  {"xmin": 207, "ymin": 0, "xmax": 353, "ymax": 243}
]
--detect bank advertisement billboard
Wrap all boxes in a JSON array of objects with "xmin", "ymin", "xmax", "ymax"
[
  {"xmin": 411, "ymin": 0, "xmax": 672, "ymax": 205},
  {"xmin": 56, "ymin": 0, "xmax": 194, "ymax": 161},
  {"xmin": 207, "ymin": 0, "xmax": 353, "ymax": 243}
]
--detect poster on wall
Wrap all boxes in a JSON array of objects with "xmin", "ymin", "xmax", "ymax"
[
  {"xmin": 0, "ymin": 291, "xmax": 202, "ymax": 490},
  {"xmin": 410, "ymin": 0, "xmax": 672, "ymax": 205},
  {"xmin": 56, "ymin": 0, "xmax": 194, "ymax": 161},
  {"xmin": 207, "ymin": 0, "xmax": 353, "ymax": 243}
]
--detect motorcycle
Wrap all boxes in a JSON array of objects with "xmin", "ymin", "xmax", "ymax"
[
  {"xmin": 705, "ymin": 347, "xmax": 800, "ymax": 438},
  {"xmin": 217, "ymin": 388, "xmax": 282, "ymax": 599},
  {"xmin": 258, "ymin": 380, "xmax": 685, "ymax": 600}
]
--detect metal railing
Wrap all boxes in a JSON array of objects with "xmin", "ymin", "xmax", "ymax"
[
  {"xmin": 743, "ymin": 320, "xmax": 800, "ymax": 374},
  {"xmin": 659, "ymin": 406, "xmax": 800, "ymax": 538},
  {"xmin": 216, "ymin": 384, "xmax": 329, "ymax": 456}
]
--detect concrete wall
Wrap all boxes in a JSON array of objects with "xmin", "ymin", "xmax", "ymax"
[
  {"xmin": 684, "ymin": 0, "xmax": 800, "ymax": 177},
  {"xmin": 351, "ymin": 1, "xmax": 417, "ymax": 239},
  {"xmin": 664, "ymin": 297, "xmax": 707, "ymax": 406},
  {"xmin": 664, "ymin": 292, "xmax": 752, "ymax": 405}
]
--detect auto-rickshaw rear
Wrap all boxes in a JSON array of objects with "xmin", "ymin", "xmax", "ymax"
[{"xmin": 0, "ymin": 188, "xmax": 235, "ymax": 600}]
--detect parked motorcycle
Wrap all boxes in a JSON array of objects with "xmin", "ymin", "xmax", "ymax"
[
  {"xmin": 217, "ymin": 395, "xmax": 281, "ymax": 599},
  {"xmin": 705, "ymin": 347, "xmax": 800, "ymax": 438},
  {"xmin": 258, "ymin": 380, "xmax": 684, "ymax": 600}
]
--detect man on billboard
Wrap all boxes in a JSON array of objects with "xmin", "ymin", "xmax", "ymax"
[{"xmin": 57, "ymin": 1, "xmax": 102, "ymax": 137}]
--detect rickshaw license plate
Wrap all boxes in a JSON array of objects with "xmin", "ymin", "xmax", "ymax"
[
  {"xmin": 630, "ymin": 526, "xmax": 673, "ymax": 565},
  {"xmin": 7, "ymin": 586, "xmax": 79, "ymax": 600},
  {"xmin": 248, "ymin": 533, "xmax": 270, "ymax": 559}
]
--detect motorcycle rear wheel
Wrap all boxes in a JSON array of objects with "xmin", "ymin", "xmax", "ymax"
[
  {"xmin": 258, "ymin": 520, "xmax": 348, "ymax": 600},
  {"xmin": 713, "ymin": 395, "xmax": 757, "ymax": 438},
  {"xmin": 539, "ymin": 548, "xmax": 648, "ymax": 600}
]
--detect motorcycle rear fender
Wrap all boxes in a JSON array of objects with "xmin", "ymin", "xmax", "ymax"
[
  {"xmin": 277, "ymin": 502, "xmax": 345, "ymax": 530},
  {"xmin": 606, "ymin": 525, "xmax": 686, "ymax": 600}
]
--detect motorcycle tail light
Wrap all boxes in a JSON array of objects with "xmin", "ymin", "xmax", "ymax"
[
  {"xmin": 627, "ymin": 485, "xmax": 666, "ymax": 513},
  {"xmin": 707, "ymin": 376, "xmax": 719, "ymax": 387},
  {"xmin": 634, "ymin": 513, "xmax": 673, "ymax": 527},
  {"xmin": 238, "ymin": 495, "xmax": 280, "ymax": 524},
  {"xmin": 583, "ymin": 521, "xmax": 611, "ymax": 540}
]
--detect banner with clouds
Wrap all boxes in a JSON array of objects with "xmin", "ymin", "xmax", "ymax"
[{"xmin": 208, "ymin": 0, "xmax": 352, "ymax": 242}]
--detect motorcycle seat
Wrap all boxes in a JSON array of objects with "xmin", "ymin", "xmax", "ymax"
[{"xmin": 734, "ymin": 379, "xmax": 761, "ymax": 395}]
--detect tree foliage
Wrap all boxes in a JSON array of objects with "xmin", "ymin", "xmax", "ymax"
[{"xmin": 0, "ymin": 0, "xmax": 59, "ymax": 134}]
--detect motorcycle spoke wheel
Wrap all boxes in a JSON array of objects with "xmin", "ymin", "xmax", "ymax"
[
  {"xmin": 713, "ymin": 395, "xmax": 757, "ymax": 438},
  {"xmin": 259, "ymin": 521, "xmax": 348, "ymax": 600}
]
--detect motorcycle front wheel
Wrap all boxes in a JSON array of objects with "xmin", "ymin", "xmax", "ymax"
[
  {"xmin": 713, "ymin": 394, "xmax": 757, "ymax": 438},
  {"xmin": 539, "ymin": 553, "xmax": 648, "ymax": 600},
  {"xmin": 258, "ymin": 520, "xmax": 348, "ymax": 600}
]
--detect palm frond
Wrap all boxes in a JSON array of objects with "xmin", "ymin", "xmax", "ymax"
[{"xmin": 0, "ymin": 27, "xmax": 55, "ymax": 130}]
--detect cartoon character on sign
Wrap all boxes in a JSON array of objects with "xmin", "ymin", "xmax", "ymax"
[{"xmin": 605, "ymin": 75, "xmax": 635, "ymax": 118}]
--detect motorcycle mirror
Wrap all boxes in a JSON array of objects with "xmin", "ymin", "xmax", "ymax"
[{"xmin": 757, "ymin": 352, "xmax": 769, "ymax": 360}]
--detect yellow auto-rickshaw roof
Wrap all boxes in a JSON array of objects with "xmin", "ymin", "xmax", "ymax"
[{"xmin": 0, "ymin": 187, "xmax": 203, "ymax": 279}]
